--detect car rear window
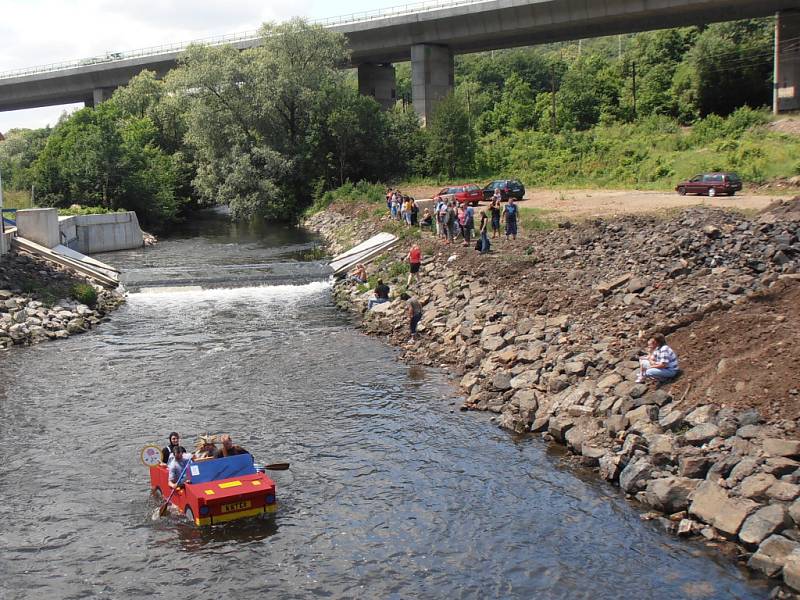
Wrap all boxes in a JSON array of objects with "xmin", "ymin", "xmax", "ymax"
[
  {"xmin": 447, "ymin": 187, "xmax": 460, "ymax": 194},
  {"xmin": 467, "ymin": 185, "xmax": 479, "ymax": 192},
  {"xmin": 727, "ymin": 173, "xmax": 741, "ymax": 183}
]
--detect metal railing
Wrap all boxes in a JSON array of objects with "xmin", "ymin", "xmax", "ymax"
[{"xmin": 0, "ymin": 0, "xmax": 489, "ymax": 81}]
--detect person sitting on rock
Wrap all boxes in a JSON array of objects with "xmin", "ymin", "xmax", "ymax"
[
  {"xmin": 213, "ymin": 434, "xmax": 250, "ymax": 458},
  {"xmin": 637, "ymin": 333, "xmax": 679, "ymax": 383},
  {"xmin": 349, "ymin": 263, "xmax": 367, "ymax": 284},
  {"xmin": 420, "ymin": 208, "xmax": 433, "ymax": 231},
  {"xmin": 367, "ymin": 280, "xmax": 390, "ymax": 310}
]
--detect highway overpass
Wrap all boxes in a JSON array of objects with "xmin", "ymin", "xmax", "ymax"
[{"xmin": 0, "ymin": 0, "xmax": 798, "ymax": 124}]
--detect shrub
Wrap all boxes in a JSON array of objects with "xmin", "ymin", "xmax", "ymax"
[{"xmin": 70, "ymin": 283, "xmax": 97, "ymax": 306}]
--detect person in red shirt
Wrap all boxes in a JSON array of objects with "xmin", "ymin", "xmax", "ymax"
[{"xmin": 407, "ymin": 244, "xmax": 422, "ymax": 286}]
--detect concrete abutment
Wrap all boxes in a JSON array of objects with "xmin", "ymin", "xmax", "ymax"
[{"xmin": 775, "ymin": 9, "xmax": 800, "ymax": 113}]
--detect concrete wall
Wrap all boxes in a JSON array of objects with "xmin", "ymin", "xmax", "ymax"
[
  {"xmin": 0, "ymin": 230, "xmax": 12, "ymax": 257},
  {"xmin": 16, "ymin": 208, "xmax": 60, "ymax": 248},
  {"xmin": 59, "ymin": 211, "xmax": 144, "ymax": 254}
]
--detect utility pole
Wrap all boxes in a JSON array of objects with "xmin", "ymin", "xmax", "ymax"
[
  {"xmin": 618, "ymin": 34, "xmax": 622, "ymax": 60},
  {"xmin": 632, "ymin": 61, "xmax": 638, "ymax": 120},
  {"xmin": 551, "ymin": 65, "xmax": 557, "ymax": 134},
  {"xmin": 578, "ymin": 39, "xmax": 582, "ymax": 57},
  {"xmin": 0, "ymin": 169, "xmax": 4, "ymax": 235}
]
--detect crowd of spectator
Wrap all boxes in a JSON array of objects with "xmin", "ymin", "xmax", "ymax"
[{"xmin": 385, "ymin": 187, "xmax": 520, "ymax": 254}]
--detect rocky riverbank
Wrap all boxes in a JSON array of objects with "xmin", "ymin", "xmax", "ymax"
[
  {"xmin": 308, "ymin": 198, "xmax": 800, "ymax": 595},
  {"xmin": 0, "ymin": 250, "xmax": 125, "ymax": 350}
]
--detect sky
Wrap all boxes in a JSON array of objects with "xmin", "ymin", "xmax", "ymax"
[{"xmin": 0, "ymin": 0, "xmax": 414, "ymax": 133}]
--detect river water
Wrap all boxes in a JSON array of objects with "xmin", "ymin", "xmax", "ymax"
[{"xmin": 0, "ymin": 210, "xmax": 769, "ymax": 599}]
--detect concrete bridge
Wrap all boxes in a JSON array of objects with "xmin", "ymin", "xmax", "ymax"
[{"xmin": 0, "ymin": 0, "xmax": 798, "ymax": 124}]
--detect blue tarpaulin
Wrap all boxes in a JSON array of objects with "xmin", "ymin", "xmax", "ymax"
[{"xmin": 189, "ymin": 454, "xmax": 255, "ymax": 484}]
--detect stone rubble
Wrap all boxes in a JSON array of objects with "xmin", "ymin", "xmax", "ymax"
[
  {"xmin": 0, "ymin": 251, "xmax": 125, "ymax": 350},
  {"xmin": 308, "ymin": 199, "xmax": 800, "ymax": 594}
]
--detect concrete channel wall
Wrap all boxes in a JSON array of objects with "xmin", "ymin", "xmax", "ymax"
[
  {"xmin": 0, "ymin": 230, "xmax": 13, "ymax": 256},
  {"xmin": 13, "ymin": 208, "xmax": 144, "ymax": 253},
  {"xmin": 59, "ymin": 212, "xmax": 143, "ymax": 253}
]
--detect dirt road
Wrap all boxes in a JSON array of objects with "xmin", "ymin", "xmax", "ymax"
[{"xmin": 403, "ymin": 185, "xmax": 786, "ymax": 220}]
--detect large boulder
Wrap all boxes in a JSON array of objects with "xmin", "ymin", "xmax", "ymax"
[
  {"xmin": 784, "ymin": 548, "xmax": 800, "ymax": 591},
  {"xmin": 642, "ymin": 477, "xmax": 700, "ymax": 513},
  {"xmin": 599, "ymin": 453, "xmax": 625, "ymax": 482},
  {"xmin": 689, "ymin": 481, "xmax": 759, "ymax": 538},
  {"xmin": 619, "ymin": 458, "xmax": 653, "ymax": 494},
  {"xmin": 748, "ymin": 535, "xmax": 800, "ymax": 578},
  {"xmin": 739, "ymin": 505, "xmax": 792, "ymax": 548},
  {"xmin": 764, "ymin": 439, "xmax": 800, "ymax": 458},
  {"xmin": 683, "ymin": 423, "xmax": 720, "ymax": 445}
]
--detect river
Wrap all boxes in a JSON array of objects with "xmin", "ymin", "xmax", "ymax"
[{"xmin": 0, "ymin": 210, "xmax": 769, "ymax": 599}]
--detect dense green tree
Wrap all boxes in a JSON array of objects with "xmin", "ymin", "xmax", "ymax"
[
  {"xmin": 31, "ymin": 102, "xmax": 180, "ymax": 226},
  {"xmin": 0, "ymin": 127, "xmax": 51, "ymax": 191},
  {"xmin": 557, "ymin": 55, "xmax": 622, "ymax": 130},
  {"xmin": 169, "ymin": 19, "xmax": 350, "ymax": 219},
  {"xmin": 427, "ymin": 94, "xmax": 474, "ymax": 178}
]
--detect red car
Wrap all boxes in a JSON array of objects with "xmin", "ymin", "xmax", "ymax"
[
  {"xmin": 433, "ymin": 184, "xmax": 483, "ymax": 206},
  {"xmin": 676, "ymin": 172, "xmax": 742, "ymax": 197},
  {"xmin": 149, "ymin": 453, "xmax": 277, "ymax": 526}
]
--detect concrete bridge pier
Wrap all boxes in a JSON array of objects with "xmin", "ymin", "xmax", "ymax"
[
  {"xmin": 411, "ymin": 44, "xmax": 454, "ymax": 126},
  {"xmin": 357, "ymin": 63, "xmax": 397, "ymax": 110},
  {"xmin": 89, "ymin": 86, "xmax": 116, "ymax": 107},
  {"xmin": 775, "ymin": 9, "xmax": 800, "ymax": 113}
]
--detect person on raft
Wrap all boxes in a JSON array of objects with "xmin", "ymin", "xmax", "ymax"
[
  {"xmin": 213, "ymin": 434, "xmax": 250, "ymax": 458},
  {"xmin": 193, "ymin": 434, "xmax": 218, "ymax": 460},
  {"xmin": 161, "ymin": 431, "xmax": 187, "ymax": 465},
  {"xmin": 168, "ymin": 447, "xmax": 191, "ymax": 489}
]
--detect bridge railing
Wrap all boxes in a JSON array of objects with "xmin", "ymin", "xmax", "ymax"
[{"xmin": 0, "ymin": 0, "xmax": 487, "ymax": 81}]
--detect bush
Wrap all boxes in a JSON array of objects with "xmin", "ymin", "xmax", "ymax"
[
  {"xmin": 58, "ymin": 206, "xmax": 126, "ymax": 216},
  {"xmin": 70, "ymin": 283, "xmax": 97, "ymax": 306},
  {"xmin": 307, "ymin": 180, "xmax": 387, "ymax": 215}
]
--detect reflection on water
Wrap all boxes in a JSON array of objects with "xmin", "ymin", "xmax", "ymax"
[{"xmin": 0, "ymin": 213, "xmax": 769, "ymax": 599}]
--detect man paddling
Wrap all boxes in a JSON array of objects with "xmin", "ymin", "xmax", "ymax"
[{"xmin": 168, "ymin": 447, "xmax": 191, "ymax": 489}]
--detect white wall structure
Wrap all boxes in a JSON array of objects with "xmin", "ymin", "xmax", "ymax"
[
  {"xmin": 16, "ymin": 208, "xmax": 60, "ymax": 248},
  {"xmin": 59, "ymin": 212, "xmax": 144, "ymax": 254}
]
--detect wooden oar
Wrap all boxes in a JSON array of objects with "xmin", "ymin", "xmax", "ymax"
[
  {"xmin": 152, "ymin": 459, "xmax": 191, "ymax": 520},
  {"xmin": 262, "ymin": 463, "xmax": 290, "ymax": 471}
]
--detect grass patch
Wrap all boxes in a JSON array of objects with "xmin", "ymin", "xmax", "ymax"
[
  {"xmin": 306, "ymin": 180, "xmax": 387, "ymax": 216},
  {"xmin": 58, "ymin": 206, "xmax": 125, "ymax": 216},
  {"xmin": 519, "ymin": 207, "xmax": 555, "ymax": 231},
  {"xmin": 70, "ymin": 283, "xmax": 97, "ymax": 306},
  {"xmin": 18, "ymin": 277, "xmax": 73, "ymax": 307}
]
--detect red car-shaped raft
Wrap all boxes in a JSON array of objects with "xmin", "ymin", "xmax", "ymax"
[{"xmin": 150, "ymin": 453, "xmax": 277, "ymax": 526}]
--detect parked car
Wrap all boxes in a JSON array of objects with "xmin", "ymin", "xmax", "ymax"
[
  {"xmin": 433, "ymin": 184, "xmax": 483, "ymax": 206},
  {"xmin": 675, "ymin": 172, "xmax": 742, "ymax": 197},
  {"xmin": 482, "ymin": 179, "xmax": 525, "ymax": 201}
]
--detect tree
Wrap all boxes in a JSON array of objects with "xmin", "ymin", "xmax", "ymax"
[
  {"xmin": 427, "ymin": 94, "xmax": 474, "ymax": 178},
  {"xmin": 0, "ymin": 127, "xmax": 51, "ymax": 190},
  {"xmin": 170, "ymin": 19, "xmax": 350, "ymax": 219}
]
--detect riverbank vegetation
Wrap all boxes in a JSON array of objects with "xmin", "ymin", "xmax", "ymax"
[{"xmin": 0, "ymin": 16, "xmax": 794, "ymax": 227}]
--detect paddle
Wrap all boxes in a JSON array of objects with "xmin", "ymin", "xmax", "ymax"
[
  {"xmin": 152, "ymin": 458, "xmax": 191, "ymax": 521},
  {"xmin": 262, "ymin": 463, "xmax": 290, "ymax": 471}
]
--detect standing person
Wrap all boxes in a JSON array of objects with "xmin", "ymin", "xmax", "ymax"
[
  {"xmin": 492, "ymin": 187, "xmax": 503, "ymax": 204},
  {"xmin": 478, "ymin": 209, "xmax": 490, "ymax": 254},
  {"xmin": 463, "ymin": 203, "xmax": 475, "ymax": 246},
  {"xmin": 490, "ymin": 197, "xmax": 502, "ymax": 239},
  {"xmin": 407, "ymin": 243, "xmax": 422, "ymax": 286},
  {"xmin": 410, "ymin": 198, "xmax": 419, "ymax": 226},
  {"xmin": 437, "ymin": 200, "xmax": 448, "ymax": 240},
  {"xmin": 502, "ymin": 197, "xmax": 518, "ymax": 240},
  {"xmin": 400, "ymin": 293, "xmax": 423, "ymax": 342},
  {"xmin": 457, "ymin": 204, "xmax": 468, "ymax": 246},
  {"xmin": 446, "ymin": 201, "xmax": 458, "ymax": 244},
  {"xmin": 386, "ymin": 188, "xmax": 393, "ymax": 214},
  {"xmin": 403, "ymin": 196, "xmax": 413, "ymax": 226},
  {"xmin": 161, "ymin": 431, "xmax": 187, "ymax": 465},
  {"xmin": 637, "ymin": 334, "xmax": 679, "ymax": 383}
]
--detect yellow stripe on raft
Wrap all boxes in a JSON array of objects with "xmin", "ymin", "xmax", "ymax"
[
  {"xmin": 218, "ymin": 481, "xmax": 242, "ymax": 489},
  {"xmin": 194, "ymin": 503, "xmax": 278, "ymax": 526}
]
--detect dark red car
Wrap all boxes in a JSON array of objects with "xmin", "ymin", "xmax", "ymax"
[
  {"xmin": 433, "ymin": 184, "xmax": 483, "ymax": 206},
  {"xmin": 676, "ymin": 172, "xmax": 742, "ymax": 197}
]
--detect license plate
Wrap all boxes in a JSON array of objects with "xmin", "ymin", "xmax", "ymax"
[{"xmin": 221, "ymin": 500, "xmax": 251, "ymax": 514}]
